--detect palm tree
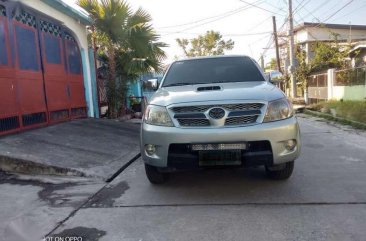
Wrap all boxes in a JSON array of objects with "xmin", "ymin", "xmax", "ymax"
[{"xmin": 77, "ymin": 0, "xmax": 166, "ymax": 117}]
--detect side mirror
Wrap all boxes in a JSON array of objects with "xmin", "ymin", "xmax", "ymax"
[
  {"xmin": 144, "ymin": 79, "xmax": 159, "ymax": 91},
  {"xmin": 268, "ymin": 71, "xmax": 284, "ymax": 84}
]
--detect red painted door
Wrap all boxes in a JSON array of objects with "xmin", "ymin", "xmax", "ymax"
[
  {"xmin": 65, "ymin": 33, "xmax": 87, "ymax": 118},
  {"xmin": 12, "ymin": 10, "xmax": 48, "ymax": 130},
  {"xmin": 0, "ymin": 5, "xmax": 20, "ymax": 134},
  {"xmin": 39, "ymin": 19, "xmax": 70, "ymax": 123}
]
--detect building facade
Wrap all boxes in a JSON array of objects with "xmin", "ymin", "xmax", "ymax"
[{"xmin": 279, "ymin": 22, "xmax": 366, "ymax": 71}]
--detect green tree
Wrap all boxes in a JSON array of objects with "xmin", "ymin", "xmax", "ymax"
[
  {"xmin": 310, "ymin": 33, "xmax": 349, "ymax": 72},
  {"xmin": 176, "ymin": 30, "xmax": 234, "ymax": 57},
  {"xmin": 311, "ymin": 44, "xmax": 349, "ymax": 73},
  {"xmin": 294, "ymin": 33, "xmax": 350, "ymax": 93},
  {"xmin": 294, "ymin": 47, "xmax": 311, "ymax": 94},
  {"xmin": 265, "ymin": 58, "xmax": 277, "ymax": 72},
  {"xmin": 78, "ymin": 0, "xmax": 166, "ymax": 118}
]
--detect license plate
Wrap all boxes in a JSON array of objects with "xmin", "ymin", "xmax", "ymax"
[
  {"xmin": 192, "ymin": 143, "xmax": 247, "ymax": 151},
  {"xmin": 199, "ymin": 150, "xmax": 242, "ymax": 166}
]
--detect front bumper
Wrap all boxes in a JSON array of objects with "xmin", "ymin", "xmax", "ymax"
[{"xmin": 141, "ymin": 116, "xmax": 301, "ymax": 168}]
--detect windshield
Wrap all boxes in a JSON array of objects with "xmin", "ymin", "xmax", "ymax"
[{"xmin": 162, "ymin": 56, "xmax": 265, "ymax": 87}]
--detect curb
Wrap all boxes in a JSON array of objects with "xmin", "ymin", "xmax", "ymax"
[
  {"xmin": 0, "ymin": 155, "xmax": 85, "ymax": 177},
  {"xmin": 304, "ymin": 109, "xmax": 366, "ymax": 129}
]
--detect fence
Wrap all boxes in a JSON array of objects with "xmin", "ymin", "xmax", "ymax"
[
  {"xmin": 307, "ymin": 72, "xmax": 328, "ymax": 103},
  {"xmin": 335, "ymin": 67, "xmax": 366, "ymax": 86},
  {"xmin": 306, "ymin": 67, "xmax": 366, "ymax": 103}
]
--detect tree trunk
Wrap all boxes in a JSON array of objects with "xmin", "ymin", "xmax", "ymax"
[{"xmin": 107, "ymin": 45, "xmax": 117, "ymax": 118}]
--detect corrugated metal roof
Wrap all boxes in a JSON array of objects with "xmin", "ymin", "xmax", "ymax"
[{"xmin": 294, "ymin": 22, "xmax": 366, "ymax": 32}]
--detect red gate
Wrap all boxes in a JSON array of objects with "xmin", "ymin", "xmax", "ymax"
[
  {"xmin": 65, "ymin": 32, "xmax": 87, "ymax": 118},
  {"xmin": 0, "ymin": 5, "xmax": 20, "ymax": 135},
  {"xmin": 0, "ymin": 3, "xmax": 88, "ymax": 136},
  {"xmin": 39, "ymin": 19, "xmax": 70, "ymax": 123},
  {"xmin": 12, "ymin": 10, "xmax": 48, "ymax": 130}
]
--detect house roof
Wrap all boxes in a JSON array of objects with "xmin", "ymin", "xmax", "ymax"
[
  {"xmin": 41, "ymin": 0, "xmax": 92, "ymax": 25},
  {"xmin": 294, "ymin": 22, "xmax": 366, "ymax": 32},
  {"xmin": 350, "ymin": 42, "xmax": 366, "ymax": 53}
]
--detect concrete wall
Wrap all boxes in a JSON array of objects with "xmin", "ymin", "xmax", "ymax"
[
  {"xmin": 18, "ymin": 0, "xmax": 96, "ymax": 117},
  {"xmin": 331, "ymin": 68, "xmax": 366, "ymax": 101},
  {"xmin": 332, "ymin": 85, "xmax": 366, "ymax": 101}
]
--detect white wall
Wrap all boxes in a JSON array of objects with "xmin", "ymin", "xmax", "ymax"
[
  {"xmin": 18, "ymin": 0, "xmax": 95, "ymax": 117},
  {"xmin": 332, "ymin": 85, "xmax": 366, "ymax": 101}
]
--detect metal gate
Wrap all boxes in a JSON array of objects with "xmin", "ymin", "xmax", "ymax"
[
  {"xmin": 307, "ymin": 72, "xmax": 328, "ymax": 104},
  {"xmin": 39, "ymin": 18, "xmax": 70, "ymax": 123},
  {"xmin": 0, "ymin": 4, "xmax": 20, "ymax": 135},
  {"xmin": 65, "ymin": 32, "xmax": 87, "ymax": 118},
  {"xmin": 0, "ymin": 3, "xmax": 87, "ymax": 136}
]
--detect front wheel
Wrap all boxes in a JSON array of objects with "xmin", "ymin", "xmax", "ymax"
[
  {"xmin": 265, "ymin": 161, "xmax": 294, "ymax": 180},
  {"xmin": 145, "ymin": 164, "xmax": 169, "ymax": 184}
]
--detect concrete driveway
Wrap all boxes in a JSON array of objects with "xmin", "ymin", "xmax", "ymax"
[
  {"xmin": 0, "ymin": 118, "xmax": 140, "ymax": 179},
  {"xmin": 45, "ymin": 114, "xmax": 366, "ymax": 241}
]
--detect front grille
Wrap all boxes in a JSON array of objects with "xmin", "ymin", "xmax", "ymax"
[
  {"xmin": 172, "ymin": 103, "xmax": 263, "ymax": 113},
  {"xmin": 178, "ymin": 118, "xmax": 210, "ymax": 127},
  {"xmin": 171, "ymin": 102, "xmax": 264, "ymax": 127},
  {"xmin": 225, "ymin": 116, "xmax": 257, "ymax": 126}
]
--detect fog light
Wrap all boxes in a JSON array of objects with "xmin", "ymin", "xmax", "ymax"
[
  {"xmin": 284, "ymin": 139, "xmax": 297, "ymax": 151},
  {"xmin": 145, "ymin": 144, "xmax": 156, "ymax": 155}
]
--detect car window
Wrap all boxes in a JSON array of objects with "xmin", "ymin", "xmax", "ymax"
[{"xmin": 162, "ymin": 57, "xmax": 265, "ymax": 87}]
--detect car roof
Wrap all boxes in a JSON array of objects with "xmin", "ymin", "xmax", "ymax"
[{"xmin": 176, "ymin": 55, "xmax": 252, "ymax": 62}]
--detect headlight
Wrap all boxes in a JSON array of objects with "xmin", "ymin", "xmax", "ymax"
[
  {"xmin": 144, "ymin": 105, "xmax": 174, "ymax": 126},
  {"xmin": 263, "ymin": 98, "xmax": 293, "ymax": 122}
]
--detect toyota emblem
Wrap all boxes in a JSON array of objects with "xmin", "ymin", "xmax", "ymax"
[{"xmin": 209, "ymin": 108, "xmax": 225, "ymax": 119}]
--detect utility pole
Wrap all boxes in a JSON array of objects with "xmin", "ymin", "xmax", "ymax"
[
  {"xmin": 272, "ymin": 16, "xmax": 282, "ymax": 73},
  {"xmin": 288, "ymin": 0, "xmax": 297, "ymax": 97}
]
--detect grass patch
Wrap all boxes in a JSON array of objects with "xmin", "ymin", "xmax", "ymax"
[
  {"xmin": 304, "ymin": 109, "xmax": 366, "ymax": 130},
  {"xmin": 307, "ymin": 100, "xmax": 366, "ymax": 123}
]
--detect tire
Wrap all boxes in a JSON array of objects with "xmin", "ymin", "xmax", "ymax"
[
  {"xmin": 145, "ymin": 164, "xmax": 169, "ymax": 184},
  {"xmin": 265, "ymin": 161, "xmax": 294, "ymax": 180}
]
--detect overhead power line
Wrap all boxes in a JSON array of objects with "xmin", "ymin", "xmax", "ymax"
[
  {"xmin": 239, "ymin": 0, "xmax": 286, "ymax": 15},
  {"xmin": 332, "ymin": 2, "xmax": 366, "ymax": 21},
  {"xmin": 158, "ymin": 30, "xmax": 272, "ymax": 37},
  {"xmin": 160, "ymin": 0, "xmax": 266, "ymax": 35},
  {"xmin": 157, "ymin": 0, "xmax": 264, "ymax": 29},
  {"xmin": 161, "ymin": 0, "xmax": 288, "ymax": 36},
  {"xmin": 318, "ymin": 0, "xmax": 354, "ymax": 24},
  {"xmin": 314, "ymin": 0, "xmax": 354, "ymax": 28},
  {"xmin": 293, "ymin": 0, "xmax": 312, "ymax": 14},
  {"xmin": 297, "ymin": 0, "xmax": 329, "ymax": 22}
]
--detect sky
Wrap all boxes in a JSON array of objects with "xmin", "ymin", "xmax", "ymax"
[{"xmin": 69, "ymin": 0, "xmax": 366, "ymax": 65}]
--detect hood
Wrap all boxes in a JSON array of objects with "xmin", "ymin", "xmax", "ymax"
[{"xmin": 148, "ymin": 81, "xmax": 285, "ymax": 107}]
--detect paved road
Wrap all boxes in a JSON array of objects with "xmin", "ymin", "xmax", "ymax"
[{"xmin": 47, "ymin": 115, "xmax": 366, "ymax": 241}]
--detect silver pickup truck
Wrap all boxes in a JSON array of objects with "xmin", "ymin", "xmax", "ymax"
[{"xmin": 141, "ymin": 55, "xmax": 301, "ymax": 184}]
